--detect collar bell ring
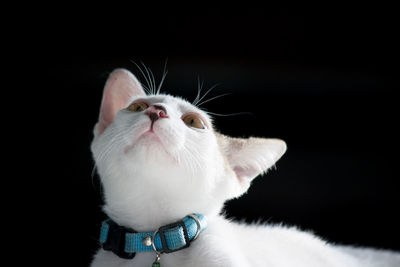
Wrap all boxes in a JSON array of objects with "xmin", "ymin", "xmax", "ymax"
[{"xmin": 99, "ymin": 213, "xmax": 207, "ymax": 266}]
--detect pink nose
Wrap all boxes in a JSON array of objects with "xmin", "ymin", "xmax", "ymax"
[{"xmin": 145, "ymin": 104, "xmax": 168, "ymax": 122}]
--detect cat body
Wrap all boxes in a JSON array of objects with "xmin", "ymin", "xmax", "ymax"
[
  {"xmin": 90, "ymin": 68, "xmax": 400, "ymax": 267},
  {"xmin": 92, "ymin": 216, "xmax": 397, "ymax": 267}
]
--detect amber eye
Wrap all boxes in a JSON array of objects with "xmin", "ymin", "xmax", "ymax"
[
  {"xmin": 127, "ymin": 102, "xmax": 149, "ymax": 112},
  {"xmin": 182, "ymin": 114, "xmax": 206, "ymax": 129}
]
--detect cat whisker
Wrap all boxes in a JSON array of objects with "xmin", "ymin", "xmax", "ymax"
[
  {"xmin": 91, "ymin": 163, "xmax": 99, "ymax": 180},
  {"xmin": 182, "ymin": 139, "xmax": 206, "ymax": 178},
  {"xmin": 131, "ymin": 61, "xmax": 154, "ymax": 95},
  {"xmin": 157, "ymin": 58, "xmax": 169, "ymax": 95},
  {"xmin": 90, "ymin": 164, "xmax": 104, "ymax": 196},
  {"xmin": 132, "ymin": 60, "xmax": 169, "ymax": 95},
  {"xmin": 192, "ymin": 77, "xmax": 204, "ymax": 106},
  {"xmin": 194, "ymin": 83, "xmax": 220, "ymax": 107},
  {"xmin": 90, "ymin": 164, "xmax": 98, "ymax": 188},
  {"xmin": 96, "ymin": 126, "xmax": 132, "ymax": 165},
  {"xmin": 197, "ymin": 93, "xmax": 231, "ymax": 107},
  {"xmin": 156, "ymin": 70, "xmax": 168, "ymax": 95},
  {"xmin": 205, "ymin": 111, "xmax": 253, "ymax": 117},
  {"xmin": 140, "ymin": 62, "xmax": 156, "ymax": 95},
  {"xmin": 141, "ymin": 84, "xmax": 152, "ymax": 95},
  {"xmin": 181, "ymin": 148, "xmax": 198, "ymax": 179},
  {"xmin": 178, "ymin": 145, "xmax": 194, "ymax": 177}
]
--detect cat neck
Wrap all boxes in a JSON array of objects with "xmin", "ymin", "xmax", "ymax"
[
  {"xmin": 98, "ymin": 162, "xmax": 225, "ymax": 232},
  {"xmin": 103, "ymin": 203, "xmax": 219, "ymax": 232}
]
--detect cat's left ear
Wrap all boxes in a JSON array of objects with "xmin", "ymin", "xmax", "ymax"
[
  {"xmin": 219, "ymin": 134, "xmax": 287, "ymax": 198},
  {"xmin": 94, "ymin": 68, "xmax": 146, "ymax": 136}
]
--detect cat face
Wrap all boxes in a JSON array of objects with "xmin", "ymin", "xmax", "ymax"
[
  {"xmin": 102, "ymin": 94, "xmax": 215, "ymax": 172},
  {"xmin": 91, "ymin": 69, "xmax": 286, "ymax": 226}
]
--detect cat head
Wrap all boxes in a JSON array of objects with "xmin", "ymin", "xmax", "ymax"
[{"xmin": 91, "ymin": 69, "xmax": 286, "ymax": 228}]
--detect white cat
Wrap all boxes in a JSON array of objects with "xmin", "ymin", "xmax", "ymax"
[{"xmin": 90, "ymin": 68, "xmax": 400, "ymax": 267}]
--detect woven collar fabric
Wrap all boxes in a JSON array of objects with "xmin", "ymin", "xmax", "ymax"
[{"xmin": 99, "ymin": 213, "xmax": 207, "ymax": 254}]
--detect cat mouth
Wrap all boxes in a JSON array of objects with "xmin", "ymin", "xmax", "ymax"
[
  {"xmin": 140, "ymin": 129, "xmax": 160, "ymax": 139},
  {"xmin": 136, "ymin": 129, "xmax": 163, "ymax": 145},
  {"xmin": 124, "ymin": 127, "xmax": 166, "ymax": 154}
]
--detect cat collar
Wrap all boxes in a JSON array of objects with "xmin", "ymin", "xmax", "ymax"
[{"xmin": 99, "ymin": 213, "xmax": 207, "ymax": 260}]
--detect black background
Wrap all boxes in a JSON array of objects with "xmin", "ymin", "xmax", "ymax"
[{"xmin": 18, "ymin": 4, "xmax": 399, "ymax": 266}]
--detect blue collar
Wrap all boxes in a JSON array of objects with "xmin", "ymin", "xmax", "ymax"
[{"xmin": 99, "ymin": 213, "xmax": 207, "ymax": 259}]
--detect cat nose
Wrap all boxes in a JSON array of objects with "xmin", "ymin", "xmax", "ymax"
[{"xmin": 145, "ymin": 104, "xmax": 168, "ymax": 122}]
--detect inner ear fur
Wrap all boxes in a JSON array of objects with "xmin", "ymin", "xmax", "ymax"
[
  {"xmin": 216, "ymin": 133, "xmax": 286, "ymax": 196},
  {"xmin": 95, "ymin": 68, "xmax": 146, "ymax": 136}
]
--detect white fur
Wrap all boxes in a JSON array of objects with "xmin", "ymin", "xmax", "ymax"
[{"xmin": 90, "ymin": 69, "xmax": 400, "ymax": 267}]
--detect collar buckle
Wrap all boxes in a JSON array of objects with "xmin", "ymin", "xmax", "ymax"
[
  {"xmin": 158, "ymin": 220, "xmax": 190, "ymax": 253},
  {"xmin": 102, "ymin": 220, "xmax": 136, "ymax": 259}
]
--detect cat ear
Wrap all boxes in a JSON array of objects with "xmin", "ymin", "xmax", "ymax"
[
  {"xmin": 94, "ymin": 68, "xmax": 145, "ymax": 136},
  {"xmin": 219, "ymin": 134, "xmax": 287, "ymax": 197}
]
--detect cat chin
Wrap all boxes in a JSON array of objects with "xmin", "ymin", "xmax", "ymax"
[
  {"xmin": 125, "ymin": 131, "xmax": 164, "ymax": 152},
  {"xmin": 123, "ymin": 136, "xmax": 180, "ymax": 165}
]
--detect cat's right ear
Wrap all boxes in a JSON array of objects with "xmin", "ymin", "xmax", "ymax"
[{"xmin": 94, "ymin": 68, "xmax": 146, "ymax": 137}]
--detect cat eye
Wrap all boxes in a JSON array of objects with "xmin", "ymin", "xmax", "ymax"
[
  {"xmin": 182, "ymin": 114, "xmax": 206, "ymax": 129},
  {"xmin": 127, "ymin": 102, "xmax": 149, "ymax": 112}
]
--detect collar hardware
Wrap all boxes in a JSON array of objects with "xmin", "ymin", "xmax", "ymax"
[
  {"xmin": 101, "ymin": 219, "xmax": 137, "ymax": 259},
  {"xmin": 158, "ymin": 219, "xmax": 190, "ymax": 253},
  {"xmin": 99, "ymin": 213, "xmax": 207, "ymax": 260}
]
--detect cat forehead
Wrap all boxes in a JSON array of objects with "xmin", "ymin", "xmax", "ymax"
[{"xmin": 135, "ymin": 94, "xmax": 211, "ymax": 116}]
